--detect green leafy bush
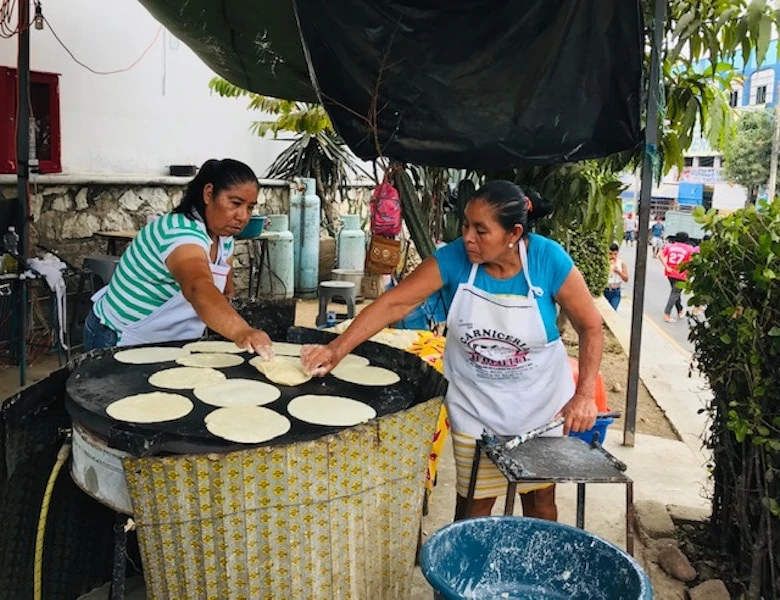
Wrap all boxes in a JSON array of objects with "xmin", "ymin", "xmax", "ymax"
[
  {"xmin": 550, "ymin": 227, "xmax": 610, "ymax": 296},
  {"xmin": 686, "ymin": 202, "xmax": 780, "ymax": 598}
]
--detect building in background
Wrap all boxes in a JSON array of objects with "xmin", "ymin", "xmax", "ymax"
[
  {"xmin": 0, "ymin": 0, "xmax": 286, "ymax": 176},
  {"xmin": 622, "ymin": 40, "xmax": 780, "ymax": 215}
]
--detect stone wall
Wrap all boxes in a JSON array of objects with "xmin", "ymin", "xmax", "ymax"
[
  {"xmin": 0, "ymin": 179, "xmax": 289, "ymax": 293},
  {"xmin": 0, "ymin": 178, "xmax": 374, "ymax": 294}
]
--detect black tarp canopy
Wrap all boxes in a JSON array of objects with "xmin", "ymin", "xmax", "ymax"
[{"xmin": 136, "ymin": 0, "xmax": 644, "ymax": 168}]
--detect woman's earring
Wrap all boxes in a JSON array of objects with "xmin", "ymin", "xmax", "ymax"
[{"xmin": 508, "ymin": 243, "xmax": 514, "ymax": 248}]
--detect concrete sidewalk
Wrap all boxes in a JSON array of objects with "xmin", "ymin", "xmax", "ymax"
[{"xmin": 598, "ymin": 296, "xmax": 712, "ymax": 467}]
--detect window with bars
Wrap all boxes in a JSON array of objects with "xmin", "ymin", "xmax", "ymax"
[{"xmin": 756, "ymin": 85, "xmax": 768, "ymax": 105}]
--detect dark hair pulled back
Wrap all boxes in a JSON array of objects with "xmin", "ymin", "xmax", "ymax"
[
  {"xmin": 173, "ymin": 158, "xmax": 258, "ymax": 220},
  {"xmin": 470, "ymin": 180, "xmax": 554, "ymax": 235}
]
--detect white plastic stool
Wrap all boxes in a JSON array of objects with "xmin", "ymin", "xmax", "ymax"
[{"xmin": 316, "ymin": 280, "xmax": 356, "ymax": 327}]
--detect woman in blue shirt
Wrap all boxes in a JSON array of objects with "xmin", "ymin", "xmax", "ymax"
[{"xmin": 302, "ymin": 181, "xmax": 603, "ymax": 522}]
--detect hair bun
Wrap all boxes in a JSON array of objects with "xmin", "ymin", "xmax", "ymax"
[{"xmin": 526, "ymin": 190, "xmax": 553, "ymax": 222}]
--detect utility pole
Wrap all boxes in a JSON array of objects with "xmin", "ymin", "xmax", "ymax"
[
  {"xmin": 16, "ymin": 0, "xmax": 30, "ymax": 386},
  {"xmin": 624, "ymin": 0, "xmax": 665, "ymax": 447},
  {"xmin": 767, "ymin": 81, "xmax": 780, "ymax": 202}
]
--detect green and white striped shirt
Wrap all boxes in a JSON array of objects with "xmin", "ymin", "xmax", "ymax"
[{"xmin": 93, "ymin": 213, "xmax": 234, "ymax": 333}]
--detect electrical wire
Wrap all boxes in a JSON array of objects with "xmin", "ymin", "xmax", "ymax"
[{"xmin": 43, "ymin": 15, "xmax": 163, "ymax": 75}]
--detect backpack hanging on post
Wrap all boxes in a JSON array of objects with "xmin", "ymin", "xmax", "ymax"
[
  {"xmin": 369, "ymin": 181, "xmax": 402, "ymax": 236},
  {"xmin": 366, "ymin": 177, "xmax": 402, "ymax": 275}
]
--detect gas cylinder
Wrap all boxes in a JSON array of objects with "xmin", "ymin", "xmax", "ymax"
[
  {"xmin": 337, "ymin": 214, "xmax": 366, "ymax": 271},
  {"xmin": 289, "ymin": 182, "xmax": 303, "ymax": 283},
  {"xmin": 260, "ymin": 214, "xmax": 294, "ymax": 300},
  {"xmin": 290, "ymin": 178, "xmax": 320, "ymax": 298}
]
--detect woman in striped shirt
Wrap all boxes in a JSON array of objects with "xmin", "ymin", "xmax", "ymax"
[{"xmin": 84, "ymin": 158, "xmax": 273, "ymax": 358}]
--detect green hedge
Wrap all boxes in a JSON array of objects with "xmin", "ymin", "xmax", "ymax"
[
  {"xmin": 551, "ymin": 227, "xmax": 610, "ymax": 296},
  {"xmin": 686, "ymin": 202, "xmax": 780, "ymax": 597}
]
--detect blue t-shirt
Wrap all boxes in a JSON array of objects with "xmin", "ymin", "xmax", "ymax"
[
  {"xmin": 433, "ymin": 234, "xmax": 574, "ymax": 342},
  {"xmin": 651, "ymin": 223, "xmax": 664, "ymax": 237}
]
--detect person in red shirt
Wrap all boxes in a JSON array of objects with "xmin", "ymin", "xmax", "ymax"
[{"xmin": 658, "ymin": 231, "xmax": 695, "ymax": 322}]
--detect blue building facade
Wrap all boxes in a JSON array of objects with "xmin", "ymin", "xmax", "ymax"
[{"xmin": 728, "ymin": 39, "xmax": 780, "ymax": 109}]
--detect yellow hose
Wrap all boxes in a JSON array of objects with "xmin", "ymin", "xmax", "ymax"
[{"xmin": 34, "ymin": 439, "xmax": 71, "ymax": 600}]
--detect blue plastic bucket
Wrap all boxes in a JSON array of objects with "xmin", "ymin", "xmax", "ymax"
[
  {"xmin": 420, "ymin": 516, "xmax": 653, "ymax": 600},
  {"xmin": 569, "ymin": 416, "xmax": 614, "ymax": 445},
  {"xmin": 236, "ymin": 215, "xmax": 267, "ymax": 240}
]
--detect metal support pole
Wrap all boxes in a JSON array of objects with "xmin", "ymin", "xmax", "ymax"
[
  {"xmin": 16, "ymin": 0, "xmax": 31, "ymax": 387},
  {"xmin": 575, "ymin": 483, "xmax": 586, "ymax": 529},
  {"xmin": 624, "ymin": 0, "xmax": 666, "ymax": 446},
  {"xmin": 626, "ymin": 482, "xmax": 635, "ymax": 556},
  {"xmin": 503, "ymin": 482, "xmax": 517, "ymax": 516},
  {"xmin": 464, "ymin": 444, "xmax": 481, "ymax": 517},
  {"xmin": 109, "ymin": 513, "xmax": 128, "ymax": 600}
]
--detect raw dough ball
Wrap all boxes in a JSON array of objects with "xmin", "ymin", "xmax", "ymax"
[
  {"xmin": 330, "ymin": 365, "xmax": 400, "ymax": 386},
  {"xmin": 287, "ymin": 395, "xmax": 376, "ymax": 426},
  {"xmin": 149, "ymin": 367, "xmax": 226, "ymax": 390},
  {"xmin": 106, "ymin": 392, "xmax": 193, "ymax": 423},
  {"xmin": 114, "ymin": 347, "xmax": 190, "ymax": 364},
  {"xmin": 176, "ymin": 353, "xmax": 244, "ymax": 368},
  {"xmin": 194, "ymin": 378, "xmax": 281, "ymax": 407},
  {"xmin": 249, "ymin": 356, "xmax": 312, "ymax": 386},
  {"xmin": 183, "ymin": 340, "xmax": 245, "ymax": 354},
  {"xmin": 205, "ymin": 406, "xmax": 291, "ymax": 444}
]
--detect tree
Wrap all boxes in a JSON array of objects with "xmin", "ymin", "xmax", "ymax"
[{"xmin": 723, "ymin": 109, "xmax": 774, "ymax": 203}]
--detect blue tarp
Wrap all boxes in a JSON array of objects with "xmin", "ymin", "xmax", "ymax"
[{"xmin": 678, "ymin": 182, "xmax": 703, "ymax": 206}]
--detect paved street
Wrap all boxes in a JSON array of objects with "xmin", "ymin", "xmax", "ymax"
[{"xmin": 617, "ymin": 242, "xmax": 694, "ymax": 356}]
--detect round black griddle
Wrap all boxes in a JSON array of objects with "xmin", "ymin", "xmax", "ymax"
[{"xmin": 66, "ymin": 327, "xmax": 447, "ymax": 456}]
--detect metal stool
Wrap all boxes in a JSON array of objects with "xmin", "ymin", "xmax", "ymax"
[
  {"xmin": 316, "ymin": 280, "xmax": 356, "ymax": 327},
  {"xmin": 69, "ymin": 255, "xmax": 120, "ymax": 353}
]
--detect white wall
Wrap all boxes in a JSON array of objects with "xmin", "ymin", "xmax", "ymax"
[{"xmin": 0, "ymin": 0, "xmax": 290, "ymax": 175}]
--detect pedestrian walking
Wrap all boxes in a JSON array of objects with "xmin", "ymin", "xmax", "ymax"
[
  {"xmin": 659, "ymin": 231, "xmax": 695, "ymax": 322},
  {"xmin": 604, "ymin": 243, "xmax": 628, "ymax": 310}
]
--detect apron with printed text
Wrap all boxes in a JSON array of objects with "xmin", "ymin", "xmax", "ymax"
[{"xmin": 442, "ymin": 240, "xmax": 575, "ymax": 437}]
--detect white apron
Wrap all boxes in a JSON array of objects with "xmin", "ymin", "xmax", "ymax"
[
  {"xmin": 92, "ymin": 243, "xmax": 231, "ymax": 347},
  {"xmin": 443, "ymin": 240, "xmax": 575, "ymax": 437}
]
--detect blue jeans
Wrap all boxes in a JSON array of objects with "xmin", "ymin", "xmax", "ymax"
[
  {"xmin": 604, "ymin": 287, "xmax": 621, "ymax": 310},
  {"xmin": 83, "ymin": 310, "xmax": 118, "ymax": 351}
]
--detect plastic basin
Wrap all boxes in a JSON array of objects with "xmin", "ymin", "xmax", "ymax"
[
  {"xmin": 236, "ymin": 215, "xmax": 267, "ymax": 239},
  {"xmin": 420, "ymin": 516, "xmax": 653, "ymax": 600}
]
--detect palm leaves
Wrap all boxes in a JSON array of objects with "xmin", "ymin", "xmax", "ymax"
[
  {"xmin": 208, "ymin": 77, "xmax": 362, "ymax": 234},
  {"xmin": 209, "ymin": 77, "xmax": 333, "ymax": 137}
]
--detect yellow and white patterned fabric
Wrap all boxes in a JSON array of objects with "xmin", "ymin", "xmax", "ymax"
[
  {"xmin": 123, "ymin": 394, "xmax": 442, "ymax": 600},
  {"xmin": 451, "ymin": 431, "xmax": 551, "ymax": 499}
]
